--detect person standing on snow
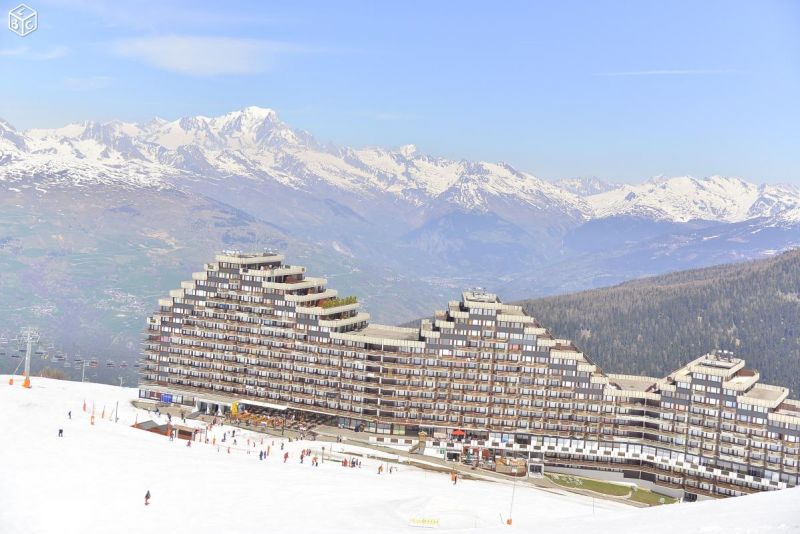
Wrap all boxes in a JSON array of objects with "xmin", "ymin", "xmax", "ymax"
[
  {"xmin": 68, "ymin": 411, "xmax": 71, "ymax": 420},
  {"xmin": 284, "ymin": 452, "xmax": 289, "ymax": 463},
  {"xmin": 145, "ymin": 490, "xmax": 151, "ymax": 506}
]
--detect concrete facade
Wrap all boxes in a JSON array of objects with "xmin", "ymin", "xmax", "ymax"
[{"xmin": 140, "ymin": 251, "xmax": 800, "ymax": 499}]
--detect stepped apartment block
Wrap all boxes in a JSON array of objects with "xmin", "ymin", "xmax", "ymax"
[{"xmin": 141, "ymin": 252, "xmax": 800, "ymax": 499}]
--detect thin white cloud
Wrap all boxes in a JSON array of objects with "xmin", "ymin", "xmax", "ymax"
[
  {"xmin": 0, "ymin": 47, "xmax": 27, "ymax": 57},
  {"xmin": 63, "ymin": 75, "xmax": 113, "ymax": 91},
  {"xmin": 111, "ymin": 36, "xmax": 304, "ymax": 76},
  {"xmin": 595, "ymin": 69, "xmax": 743, "ymax": 77},
  {"xmin": 0, "ymin": 46, "xmax": 68, "ymax": 60}
]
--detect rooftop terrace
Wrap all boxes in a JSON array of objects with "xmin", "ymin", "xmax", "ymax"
[{"xmin": 353, "ymin": 324, "xmax": 421, "ymax": 342}]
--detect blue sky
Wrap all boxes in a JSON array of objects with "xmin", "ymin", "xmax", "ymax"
[{"xmin": 0, "ymin": 0, "xmax": 798, "ymax": 184}]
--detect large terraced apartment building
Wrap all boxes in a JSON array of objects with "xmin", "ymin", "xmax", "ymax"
[{"xmin": 140, "ymin": 251, "xmax": 800, "ymax": 499}]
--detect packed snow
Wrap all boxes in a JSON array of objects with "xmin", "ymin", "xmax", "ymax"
[{"xmin": 1, "ymin": 376, "xmax": 798, "ymax": 534}]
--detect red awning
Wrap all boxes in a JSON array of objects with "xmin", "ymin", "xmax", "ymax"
[{"xmin": 451, "ymin": 429, "xmax": 466, "ymax": 436}]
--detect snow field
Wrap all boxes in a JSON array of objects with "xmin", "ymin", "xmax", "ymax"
[
  {"xmin": 1, "ymin": 376, "xmax": 798, "ymax": 534},
  {"xmin": 0, "ymin": 377, "xmax": 622, "ymax": 533}
]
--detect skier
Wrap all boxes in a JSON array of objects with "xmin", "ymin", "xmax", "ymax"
[
  {"xmin": 280, "ymin": 442, "xmax": 284, "ymax": 451},
  {"xmin": 144, "ymin": 490, "xmax": 151, "ymax": 506},
  {"xmin": 283, "ymin": 452, "xmax": 289, "ymax": 463},
  {"xmin": 58, "ymin": 429, "xmax": 63, "ymax": 437},
  {"xmin": 68, "ymin": 411, "xmax": 71, "ymax": 420}
]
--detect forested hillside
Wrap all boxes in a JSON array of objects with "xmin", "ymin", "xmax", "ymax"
[{"xmin": 520, "ymin": 249, "xmax": 800, "ymax": 393}]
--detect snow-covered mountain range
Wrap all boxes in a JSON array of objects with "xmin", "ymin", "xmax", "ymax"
[
  {"xmin": 4, "ymin": 106, "xmax": 799, "ymax": 225},
  {"xmin": 1, "ymin": 106, "xmax": 799, "ymax": 370}
]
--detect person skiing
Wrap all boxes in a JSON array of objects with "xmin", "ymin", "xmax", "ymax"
[
  {"xmin": 283, "ymin": 452, "xmax": 289, "ymax": 463},
  {"xmin": 58, "ymin": 429, "xmax": 63, "ymax": 437},
  {"xmin": 68, "ymin": 411, "xmax": 71, "ymax": 420},
  {"xmin": 144, "ymin": 490, "xmax": 151, "ymax": 506}
]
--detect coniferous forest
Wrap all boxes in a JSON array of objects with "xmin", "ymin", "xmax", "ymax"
[{"xmin": 519, "ymin": 249, "xmax": 800, "ymax": 394}]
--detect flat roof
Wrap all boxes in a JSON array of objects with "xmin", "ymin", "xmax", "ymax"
[
  {"xmin": 353, "ymin": 324, "xmax": 420, "ymax": 342},
  {"xmin": 608, "ymin": 375, "xmax": 658, "ymax": 392},
  {"xmin": 742, "ymin": 385, "xmax": 786, "ymax": 402},
  {"xmin": 726, "ymin": 374, "xmax": 756, "ymax": 387},
  {"xmin": 463, "ymin": 290, "xmax": 499, "ymax": 303},
  {"xmin": 776, "ymin": 399, "xmax": 800, "ymax": 415}
]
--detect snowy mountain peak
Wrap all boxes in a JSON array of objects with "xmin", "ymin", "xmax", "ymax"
[
  {"xmin": 1, "ymin": 107, "xmax": 798, "ymax": 227},
  {"xmin": 399, "ymin": 144, "xmax": 417, "ymax": 157},
  {"xmin": 556, "ymin": 176, "xmax": 618, "ymax": 196},
  {"xmin": 0, "ymin": 118, "xmax": 28, "ymax": 151},
  {"xmin": 238, "ymin": 105, "xmax": 278, "ymax": 119},
  {"xmin": 585, "ymin": 174, "xmax": 782, "ymax": 223}
]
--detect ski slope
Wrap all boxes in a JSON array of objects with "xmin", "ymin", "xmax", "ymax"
[{"xmin": 0, "ymin": 376, "xmax": 798, "ymax": 534}]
